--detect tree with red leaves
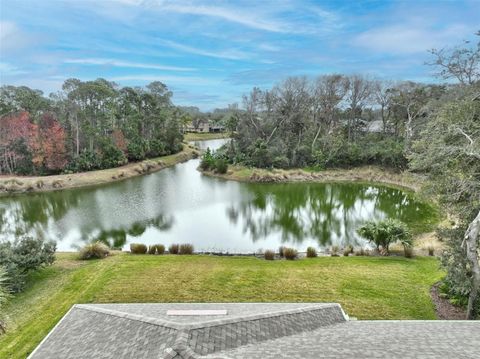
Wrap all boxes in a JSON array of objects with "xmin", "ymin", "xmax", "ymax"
[
  {"xmin": 0, "ymin": 112, "xmax": 37, "ymax": 174},
  {"xmin": 36, "ymin": 113, "xmax": 68, "ymax": 172}
]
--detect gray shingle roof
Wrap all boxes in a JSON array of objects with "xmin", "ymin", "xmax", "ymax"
[{"xmin": 28, "ymin": 303, "xmax": 480, "ymax": 359}]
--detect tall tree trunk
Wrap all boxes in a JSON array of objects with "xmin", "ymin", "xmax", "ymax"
[
  {"xmin": 75, "ymin": 117, "xmax": 80, "ymax": 156},
  {"xmin": 311, "ymin": 125, "xmax": 322, "ymax": 152},
  {"xmin": 465, "ymin": 209, "xmax": 480, "ymax": 319},
  {"xmin": 404, "ymin": 113, "xmax": 413, "ymax": 152}
]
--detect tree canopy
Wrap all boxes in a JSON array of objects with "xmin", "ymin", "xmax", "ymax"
[{"xmin": 0, "ymin": 79, "xmax": 184, "ymax": 175}]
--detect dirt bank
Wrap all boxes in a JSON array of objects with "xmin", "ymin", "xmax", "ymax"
[
  {"xmin": 201, "ymin": 165, "xmax": 426, "ymax": 192},
  {"xmin": 184, "ymin": 132, "xmax": 231, "ymax": 141},
  {"xmin": 0, "ymin": 144, "xmax": 199, "ymax": 196}
]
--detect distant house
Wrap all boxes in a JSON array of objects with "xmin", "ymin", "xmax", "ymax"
[
  {"xmin": 366, "ymin": 120, "xmax": 384, "ymax": 133},
  {"xmin": 186, "ymin": 118, "xmax": 225, "ymax": 133}
]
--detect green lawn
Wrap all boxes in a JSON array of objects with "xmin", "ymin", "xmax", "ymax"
[{"xmin": 0, "ymin": 253, "xmax": 444, "ymax": 359}]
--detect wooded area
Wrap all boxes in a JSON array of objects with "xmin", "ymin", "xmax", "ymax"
[
  {"xmin": 219, "ymin": 33, "xmax": 479, "ymax": 318},
  {"xmin": 0, "ymin": 80, "xmax": 184, "ymax": 175}
]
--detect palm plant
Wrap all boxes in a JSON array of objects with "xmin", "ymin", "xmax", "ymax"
[{"xmin": 357, "ymin": 219, "xmax": 412, "ymax": 255}]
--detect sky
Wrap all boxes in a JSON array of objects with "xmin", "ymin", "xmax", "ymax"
[{"xmin": 0, "ymin": 0, "xmax": 479, "ymax": 110}]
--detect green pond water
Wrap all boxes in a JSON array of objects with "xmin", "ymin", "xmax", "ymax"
[{"xmin": 0, "ymin": 139, "xmax": 438, "ymax": 252}]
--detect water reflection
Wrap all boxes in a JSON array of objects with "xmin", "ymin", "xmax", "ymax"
[
  {"xmin": 0, "ymin": 140, "xmax": 437, "ymax": 252},
  {"xmin": 229, "ymin": 184, "xmax": 434, "ymax": 248}
]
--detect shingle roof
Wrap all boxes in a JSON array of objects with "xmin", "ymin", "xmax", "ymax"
[{"xmin": 28, "ymin": 303, "xmax": 480, "ymax": 359}]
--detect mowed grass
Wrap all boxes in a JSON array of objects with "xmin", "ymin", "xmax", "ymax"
[{"xmin": 0, "ymin": 253, "xmax": 444, "ymax": 358}]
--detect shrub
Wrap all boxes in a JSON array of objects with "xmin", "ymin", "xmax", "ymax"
[
  {"xmin": 355, "ymin": 248, "xmax": 369, "ymax": 256},
  {"xmin": 214, "ymin": 158, "xmax": 228, "ymax": 174},
  {"xmin": 427, "ymin": 246, "xmax": 435, "ymax": 256},
  {"xmin": 404, "ymin": 246, "xmax": 414, "ymax": 258},
  {"xmin": 0, "ymin": 266, "xmax": 10, "ymax": 334},
  {"xmin": 168, "ymin": 244, "xmax": 179, "ymax": 254},
  {"xmin": 278, "ymin": 246, "xmax": 286, "ymax": 258},
  {"xmin": 330, "ymin": 245, "xmax": 340, "ymax": 257},
  {"xmin": 343, "ymin": 245, "xmax": 353, "ymax": 257},
  {"xmin": 283, "ymin": 247, "xmax": 297, "ymax": 260},
  {"xmin": 272, "ymin": 156, "xmax": 289, "ymax": 169},
  {"xmin": 264, "ymin": 250, "xmax": 275, "ymax": 260},
  {"xmin": 306, "ymin": 247, "xmax": 317, "ymax": 258},
  {"xmin": 0, "ymin": 236, "xmax": 56, "ymax": 293},
  {"xmin": 179, "ymin": 244, "xmax": 194, "ymax": 255},
  {"xmin": 79, "ymin": 242, "xmax": 110, "ymax": 260},
  {"xmin": 127, "ymin": 139, "xmax": 148, "ymax": 161},
  {"xmin": 68, "ymin": 149, "xmax": 101, "ymax": 172},
  {"xmin": 130, "ymin": 243, "xmax": 147, "ymax": 254},
  {"xmin": 100, "ymin": 140, "xmax": 127, "ymax": 168},
  {"xmin": 154, "ymin": 244, "xmax": 165, "ymax": 255},
  {"xmin": 148, "ymin": 245, "xmax": 157, "ymax": 254},
  {"xmin": 357, "ymin": 219, "xmax": 412, "ymax": 255},
  {"xmin": 148, "ymin": 139, "xmax": 166, "ymax": 157},
  {"xmin": 199, "ymin": 148, "xmax": 215, "ymax": 170}
]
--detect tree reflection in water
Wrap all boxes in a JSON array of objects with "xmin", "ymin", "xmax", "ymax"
[
  {"xmin": 227, "ymin": 183, "xmax": 437, "ymax": 247},
  {"xmin": 0, "ymin": 166, "xmax": 437, "ymax": 252}
]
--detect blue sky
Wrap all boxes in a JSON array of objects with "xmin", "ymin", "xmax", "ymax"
[{"xmin": 0, "ymin": 0, "xmax": 479, "ymax": 110}]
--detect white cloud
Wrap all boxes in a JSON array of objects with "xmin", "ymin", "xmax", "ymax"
[
  {"xmin": 0, "ymin": 21, "xmax": 36, "ymax": 54},
  {"xmin": 110, "ymin": 74, "xmax": 220, "ymax": 86},
  {"xmin": 160, "ymin": 4, "xmax": 288, "ymax": 33},
  {"xmin": 353, "ymin": 23, "xmax": 472, "ymax": 54},
  {"xmin": 158, "ymin": 40, "xmax": 250, "ymax": 60},
  {"xmin": 0, "ymin": 62, "xmax": 27, "ymax": 76},
  {"xmin": 116, "ymin": 1, "xmax": 339, "ymax": 34},
  {"xmin": 63, "ymin": 58, "xmax": 196, "ymax": 71}
]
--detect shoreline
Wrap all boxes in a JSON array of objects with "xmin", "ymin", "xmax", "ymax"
[
  {"xmin": 200, "ymin": 165, "xmax": 426, "ymax": 192},
  {"xmin": 0, "ymin": 144, "xmax": 199, "ymax": 196},
  {"xmin": 183, "ymin": 132, "xmax": 231, "ymax": 141},
  {"xmin": 201, "ymin": 165, "xmax": 445, "ymax": 247}
]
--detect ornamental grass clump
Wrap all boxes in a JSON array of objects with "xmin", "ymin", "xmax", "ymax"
[
  {"xmin": 264, "ymin": 250, "xmax": 275, "ymax": 260},
  {"xmin": 154, "ymin": 244, "xmax": 165, "ymax": 255},
  {"xmin": 330, "ymin": 245, "xmax": 340, "ymax": 257},
  {"xmin": 168, "ymin": 244, "xmax": 179, "ymax": 254},
  {"xmin": 283, "ymin": 247, "xmax": 298, "ymax": 260},
  {"xmin": 148, "ymin": 245, "xmax": 157, "ymax": 254},
  {"xmin": 343, "ymin": 245, "xmax": 354, "ymax": 257},
  {"xmin": 404, "ymin": 246, "xmax": 414, "ymax": 258},
  {"xmin": 130, "ymin": 243, "xmax": 147, "ymax": 254},
  {"xmin": 79, "ymin": 242, "xmax": 110, "ymax": 260},
  {"xmin": 179, "ymin": 244, "xmax": 194, "ymax": 255},
  {"xmin": 306, "ymin": 247, "xmax": 317, "ymax": 258},
  {"xmin": 355, "ymin": 248, "xmax": 370, "ymax": 256},
  {"xmin": 427, "ymin": 246, "xmax": 435, "ymax": 256}
]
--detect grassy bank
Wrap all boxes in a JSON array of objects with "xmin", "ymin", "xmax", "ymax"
[
  {"xmin": 184, "ymin": 132, "xmax": 231, "ymax": 141},
  {"xmin": 0, "ymin": 253, "xmax": 443, "ymax": 358},
  {"xmin": 0, "ymin": 144, "xmax": 199, "ymax": 196},
  {"xmin": 201, "ymin": 165, "xmax": 425, "ymax": 192}
]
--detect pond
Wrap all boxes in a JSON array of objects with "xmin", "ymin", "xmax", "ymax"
[{"xmin": 0, "ymin": 139, "xmax": 437, "ymax": 253}]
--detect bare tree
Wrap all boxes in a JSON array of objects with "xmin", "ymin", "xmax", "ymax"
[
  {"xmin": 427, "ymin": 31, "xmax": 480, "ymax": 85},
  {"xmin": 311, "ymin": 74, "xmax": 348, "ymax": 150},
  {"xmin": 391, "ymin": 82, "xmax": 429, "ymax": 151},
  {"xmin": 345, "ymin": 75, "xmax": 373, "ymax": 141},
  {"xmin": 242, "ymin": 87, "xmax": 267, "ymax": 139},
  {"xmin": 373, "ymin": 80, "xmax": 395, "ymax": 134}
]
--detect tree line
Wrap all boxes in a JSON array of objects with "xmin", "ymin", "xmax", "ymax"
[
  {"xmin": 0, "ymin": 79, "xmax": 184, "ymax": 175},
  {"xmin": 219, "ymin": 33, "xmax": 479, "ymax": 319},
  {"xmin": 221, "ymin": 75, "xmax": 446, "ymax": 170}
]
